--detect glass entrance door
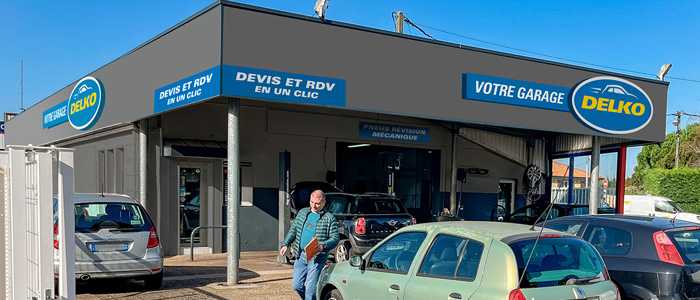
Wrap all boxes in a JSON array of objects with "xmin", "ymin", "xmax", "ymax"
[{"xmin": 179, "ymin": 167, "xmax": 202, "ymax": 245}]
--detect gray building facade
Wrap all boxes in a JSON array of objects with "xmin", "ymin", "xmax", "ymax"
[{"xmin": 6, "ymin": 1, "xmax": 668, "ymax": 255}]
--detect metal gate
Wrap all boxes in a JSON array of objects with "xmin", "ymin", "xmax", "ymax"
[{"xmin": 1, "ymin": 146, "xmax": 75, "ymax": 300}]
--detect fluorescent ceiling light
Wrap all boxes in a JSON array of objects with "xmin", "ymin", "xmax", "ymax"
[{"xmin": 347, "ymin": 143, "xmax": 371, "ymax": 148}]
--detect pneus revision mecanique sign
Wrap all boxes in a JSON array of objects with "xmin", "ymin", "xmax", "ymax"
[
  {"xmin": 462, "ymin": 73, "xmax": 653, "ymax": 135},
  {"xmin": 42, "ymin": 76, "xmax": 105, "ymax": 130}
]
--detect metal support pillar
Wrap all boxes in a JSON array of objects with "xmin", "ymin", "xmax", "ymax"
[
  {"xmin": 227, "ymin": 99, "xmax": 240, "ymax": 285},
  {"xmin": 139, "ymin": 119, "xmax": 147, "ymax": 208},
  {"xmin": 449, "ymin": 129, "xmax": 458, "ymax": 215},
  {"xmin": 278, "ymin": 151, "xmax": 291, "ymax": 263},
  {"xmin": 616, "ymin": 145, "xmax": 627, "ymax": 214},
  {"xmin": 589, "ymin": 136, "xmax": 600, "ymax": 215}
]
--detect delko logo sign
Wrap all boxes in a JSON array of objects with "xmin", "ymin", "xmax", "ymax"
[
  {"xmin": 571, "ymin": 76, "xmax": 653, "ymax": 134},
  {"xmin": 67, "ymin": 76, "xmax": 104, "ymax": 130}
]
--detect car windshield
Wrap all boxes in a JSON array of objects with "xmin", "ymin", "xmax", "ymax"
[
  {"xmin": 655, "ymin": 199, "xmax": 682, "ymax": 214},
  {"xmin": 75, "ymin": 202, "xmax": 151, "ymax": 232},
  {"xmin": 354, "ymin": 198, "xmax": 406, "ymax": 214},
  {"xmin": 668, "ymin": 228, "xmax": 700, "ymax": 263},
  {"xmin": 509, "ymin": 237, "xmax": 606, "ymax": 288}
]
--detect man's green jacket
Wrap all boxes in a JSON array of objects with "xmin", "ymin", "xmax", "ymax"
[{"xmin": 283, "ymin": 207, "xmax": 339, "ymax": 259}]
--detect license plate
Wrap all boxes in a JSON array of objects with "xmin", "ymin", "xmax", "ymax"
[{"xmin": 88, "ymin": 242, "xmax": 129, "ymax": 252}]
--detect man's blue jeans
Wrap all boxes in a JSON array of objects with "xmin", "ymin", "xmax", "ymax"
[{"xmin": 292, "ymin": 254, "xmax": 326, "ymax": 300}]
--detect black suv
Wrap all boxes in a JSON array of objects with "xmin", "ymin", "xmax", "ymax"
[
  {"xmin": 325, "ymin": 193, "xmax": 416, "ymax": 262},
  {"xmin": 543, "ymin": 215, "xmax": 700, "ymax": 300}
]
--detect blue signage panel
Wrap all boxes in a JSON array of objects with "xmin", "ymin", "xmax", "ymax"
[
  {"xmin": 222, "ymin": 65, "xmax": 346, "ymax": 108},
  {"xmin": 359, "ymin": 122, "xmax": 430, "ymax": 143},
  {"xmin": 153, "ymin": 66, "xmax": 221, "ymax": 114},
  {"xmin": 0, "ymin": 121, "xmax": 4, "ymax": 134},
  {"xmin": 571, "ymin": 76, "xmax": 653, "ymax": 134},
  {"xmin": 42, "ymin": 99, "xmax": 69, "ymax": 128},
  {"xmin": 463, "ymin": 73, "xmax": 571, "ymax": 112},
  {"xmin": 67, "ymin": 76, "xmax": 104, "ymax": 130}
]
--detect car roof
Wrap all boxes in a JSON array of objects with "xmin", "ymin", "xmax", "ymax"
[
  {"xmin": 325, "ymin": 192, "xmax": 399, "ymax": 199},
  {"xmin": 73, "ymin": 193, "xmax": 140, "ymax": 205},
  {"xmin": 551, "ymin": 214, "xmax": 697, "ymax": 230},
  {"xmin": 624, "ymin": 194, "xmax": 673, "ymax": 202},
  {"xmin": 405, "ymin": 221, "xmax": 571, "ymax": 241}
]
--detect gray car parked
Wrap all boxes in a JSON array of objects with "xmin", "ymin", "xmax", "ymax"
[{"xmin": 54, "ymin": 194, "xmax": 163, "ymax": 289}]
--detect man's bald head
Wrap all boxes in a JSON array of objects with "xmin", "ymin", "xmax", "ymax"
[{"xmin": 309, "ymin": 190, "xmax": 326, "ymax": 212}]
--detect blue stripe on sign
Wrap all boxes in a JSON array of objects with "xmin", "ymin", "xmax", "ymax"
[
  {"xmin": 222, "ymin": 65, "xmax": 346, "ymax": 108},
  {"xmin": 42, "ymin": 100, "xmax": 69, "ymax": 128},
  {"xmin": 463, "ymin": 73, "xmax": 571, "ymax": 112},
  {"xmin": 153, "ymin": 66, "xmax": 221, "ymax": 114}
]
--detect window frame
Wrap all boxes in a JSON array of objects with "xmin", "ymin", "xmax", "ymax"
[
  {"xmin": 415, "ymin": 233, "xmax": 484, "ymax": 282},
  {"xmin": 582, "ymin": 224, "xmax": 633, "ymax": 256},
  {"xmin": 365, "ymin": 231, "xmax": 428, "ymax": 275}
]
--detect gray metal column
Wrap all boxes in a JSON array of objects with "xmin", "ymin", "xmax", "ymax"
[
  {"xmin": 278, "ymin": 151, "xmax": 291, "ymax": 263},
  {"xmin": 589, "ymin": 136, "xmax": 600, "ymax": 215},
  {"xmin": 227, "ymin": 99, "xmax": 241, "ymax": 285},
  {"xmin": 139, "ymin": 120, "xmax": 147, "ymax": 208},
  {"xmin": 449, "ymin": 129, "xmax": 458, "ymax": 214}
]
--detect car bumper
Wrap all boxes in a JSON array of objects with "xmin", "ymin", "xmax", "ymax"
[
  {"xmin": 349, "ymin": 235, "xmax": 383, "ymax": 254},
  {"xmin": 54, "ymin": 248, "xmax": 163, "ymax": 280}
]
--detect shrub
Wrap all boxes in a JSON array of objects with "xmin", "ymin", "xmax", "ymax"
[{"xmin": 641, "ymin": 168, "xmax": 700, "ymax": 213}]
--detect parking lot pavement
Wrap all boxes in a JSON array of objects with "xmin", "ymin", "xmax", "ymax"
[{"xmin": 77, "ymin": 251, "xmax": 297, "ymax": 300}]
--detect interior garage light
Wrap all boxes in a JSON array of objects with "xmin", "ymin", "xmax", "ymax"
[{"xmin": 347, "ymin": 143, "xmax": 371, "ymax": 148}]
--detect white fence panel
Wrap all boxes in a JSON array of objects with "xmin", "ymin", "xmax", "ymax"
[{"xmin": 2, "ymin": 146, "xmax": 75, "ymax": 300}]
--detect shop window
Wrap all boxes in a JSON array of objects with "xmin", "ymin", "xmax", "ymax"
[{"xmin": 550, "ymin": 152, "xmax": 618, "ymax": 215}]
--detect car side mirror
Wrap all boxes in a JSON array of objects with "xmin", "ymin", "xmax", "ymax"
[{"xmin": 350, "ymin": 255, "xmax": 365, "ymax": 271}]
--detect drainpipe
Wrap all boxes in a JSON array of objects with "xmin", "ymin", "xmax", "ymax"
[
  {"xmin": 450, "ymin": 127, "xmax": 458, "ymax": 215},
  {"xmin": 589, "ymin": 136, "xmax": 600, "ymax": 215},
  {"xmin": 227, "ymin": 99, "xmax": 241, "ymax": 285},
  {"xmin": 139, "ymin": 120, "xmax": 147, "ymax": 208}
]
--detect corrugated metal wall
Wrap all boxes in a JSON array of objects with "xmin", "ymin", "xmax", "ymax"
[
  {"xmin": 459, "ymin": 127, "xmax": 546, "ymax": 171},
  {"xmin": 551, "ymin": 134, "xmax": 629, "ymax": 154}
]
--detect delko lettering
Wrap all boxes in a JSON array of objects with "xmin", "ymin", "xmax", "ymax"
[
  {"xmin": 70, "ymin": 92, "xmax": 97, "ymax": 114},
  {"xmin": 571, "ymin": 76, "xmax": 653, "ymax": 135}
]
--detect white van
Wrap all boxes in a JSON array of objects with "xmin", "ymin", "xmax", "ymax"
[{"xmin": 624, "ymin": 194, "xmax": 700, "ymax": 223}]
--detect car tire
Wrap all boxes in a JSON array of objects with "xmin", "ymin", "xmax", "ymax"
[
  {"xmin": 335, "ymin": 240, "xmax": 351, "ymax": 262},
  {"xmin": 144, "ymin": 272, "xmax": 163, "ymax": 290},
  {"xmin": 323, "ymin": 288, "xmax": 343, "ymax": 300}
]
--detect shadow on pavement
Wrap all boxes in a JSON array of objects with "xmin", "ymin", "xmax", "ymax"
[{"xmin": 76, "ymin": 266, "xmax": 258, "ymax": 295}]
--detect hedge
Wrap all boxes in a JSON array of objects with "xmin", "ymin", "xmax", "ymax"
[{"xmin": 641, "ymin": 168, "xmax": 700, "ymax": 213}]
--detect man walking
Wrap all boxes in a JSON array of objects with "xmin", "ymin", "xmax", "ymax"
[{"xmin": 280, "ymin": 190, "xmax": 339, "ymax": 300}]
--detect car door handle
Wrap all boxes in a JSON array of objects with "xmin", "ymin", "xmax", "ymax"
[
  {"xmin": 448, "ymin": 292, "xmax": 462, "ymax": 300},
  {"xmin": 389, "ymin": 284, "xmax": 400, "ymax": 293}
]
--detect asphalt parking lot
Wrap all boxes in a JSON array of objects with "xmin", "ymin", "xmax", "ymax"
[{"xmin": 76, "ymin": 251, "xmax": 297, "ymax": 300}]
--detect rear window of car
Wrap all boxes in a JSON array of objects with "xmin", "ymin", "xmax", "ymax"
[
  {"xmin": 352, "ymin": 198, "xmax": 407, "ymax": 214},
  {"xmin": 509, "ymin": 237, "xmax": 607, "ymax": 288},
  {"xmin": 668, "ymin": 228, "xmax": 700, "ymax": 263},
  {"xmin": 75, "ymin": 202, "xmax": 151, "ymax": 233},
  {"xmin": 326, "ymin": 195, "xmax": 353, "ymax": 214}
]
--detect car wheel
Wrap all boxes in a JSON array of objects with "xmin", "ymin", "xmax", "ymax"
[
  {"xmin": 144, "ymin": 272, "xmax": 163, "ymax": 290},
  {"xmin": 335, "ymin": 240, "xmax": 351, "ymax": 262},
  {"xmin": 323, "ymin": 288, "xmax": 343, "ymax": 300}
]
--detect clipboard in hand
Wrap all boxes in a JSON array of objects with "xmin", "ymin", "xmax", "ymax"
[{"xmin": 304, "ymin": 238, "xmax": 321, "ymax": 261}]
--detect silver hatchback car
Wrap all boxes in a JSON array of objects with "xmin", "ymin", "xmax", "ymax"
[{"xmin": 54, "ymin": 194, "xmax": 164, "ymax": 289}]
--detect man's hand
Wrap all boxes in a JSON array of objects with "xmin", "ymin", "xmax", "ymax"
[{"xmin": 279, "ymin": 245, "xmax": 288, "ymax": 257}]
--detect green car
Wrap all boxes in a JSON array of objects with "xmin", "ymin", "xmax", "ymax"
[{"xmin": 317, "ymin": 221, "xmax": 619, "ymax": 300}]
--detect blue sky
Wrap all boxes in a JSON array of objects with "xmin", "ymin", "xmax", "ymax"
[{"xmin": 2, "ymin": 1, "xmax": 699, "ymax": 177}]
